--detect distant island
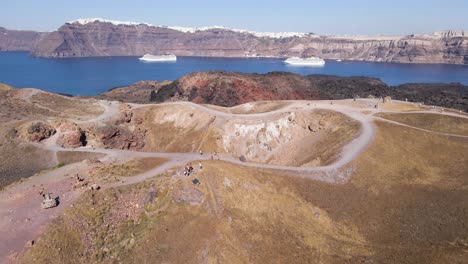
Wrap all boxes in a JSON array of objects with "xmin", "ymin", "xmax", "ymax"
[{"xmin": 0, "ymin": 18, "xmax": 467, "ymax": 64}]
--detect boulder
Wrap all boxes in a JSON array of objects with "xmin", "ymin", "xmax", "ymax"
[
  {"xmin": 25, "ymin": 240, "xmax": 34, "ymax": 248},
  {"xmin": 41, "ymin": 193, "xmax": 58, "ymax": 209},
  {"xmin": 27, "ymin": 122, "xmax": 56, "ymax": 142},
  {"xmin": 115, "ymin": 111, "xmax": 133, "ymax": 125},
  {"xmin": 383, "ymin": 96, "xmax": 392, "ymax": 103},
  {"xmin": 90, "ymin": 184, "xmax": 100, "ymax": 190},
  {"xmin": 308, "ymin": 124, "xmax": 319, "ymax": 132},
  {"xmin": 55, "ymin": 122, "xmax": 86, "ymax": 148},
  {"xmin": 87, "ymin": 125, "xmax": 146, "ymax": 150}
]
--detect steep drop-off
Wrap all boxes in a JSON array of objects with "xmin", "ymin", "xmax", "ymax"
[
  {"xmin": 0, "ymin": 27, "xmax": 46, "ymax": 51},
  {"xmin": 28, "ymin": 20, "xmax": 468, "ymax": 64}
]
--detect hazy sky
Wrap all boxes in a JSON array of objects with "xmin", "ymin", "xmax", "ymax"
[{"xmin": 2, "ymin": 0, "xmax": 467, "ymax": 35}]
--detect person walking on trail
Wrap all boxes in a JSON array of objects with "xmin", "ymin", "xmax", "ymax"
[
  {"xmin": 199, "ymin": 162, "xmax": 203, "ymax": 171},
  {"xmin": 199, "ymin": 150, "xmax": 203, "ymax": 156}
]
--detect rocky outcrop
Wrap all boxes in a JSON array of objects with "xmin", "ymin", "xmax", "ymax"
[
  {"xmin": 148, "ymin": 71, "xmax": 468, "ymax": 111},
  {"xmin": 97, "ymin": 80, "xmax": 168, "ymax": 103},
  {"xmin": 24, "ymin": 122, "xmax": 56, "ymax": 142},
  {"xmin": 151, "ymin": 71, "xmax": 320, "ymax": 107},
  {"xmin": 306, "ymin": 75, "xmax": 393, "ymax": 99},
  {"xmin": 28, "ymin": 20, "xmax": 468, "ymax": 64},
  {"xmin": 0, "ymin": 27, "xmax": 46, "ymax": 51},
  {"xmin": 86, "ymin": 125, "xmax": 146, "ymax": 150},
  {"xmin": 56, "ymin": 121, "xmax": 86, "ymax": 148}
]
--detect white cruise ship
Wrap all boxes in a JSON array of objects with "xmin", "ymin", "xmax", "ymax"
[
  {"xmin": 139, "ymin": 54, "xmax": 177, "ymax": 62},
  {"xmin": 284, "ymin": 56, "xmax": 325, "ymax": 66}
]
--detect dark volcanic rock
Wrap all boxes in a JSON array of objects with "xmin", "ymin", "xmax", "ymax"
[
  {"xmin": 393, "ymin": 83, "xmax": 468, "ymax": 111},
  {"xmin": 96, "ymin": 80, "xmax": 167, "ymax": 103},
  {"xmin": 308, "ymin": 75, "xmax": 393, "ymax": 99},
  {"xmin": 148, "ymin": 71, "xmax": 468, "ymax": 112},
  {"xmin": 26, "ymin": 122, "xmax": 56, "ymax": 142},
  {"xmin": 311, "ymin": 75, "xmax": 468, "ymax": 112}
]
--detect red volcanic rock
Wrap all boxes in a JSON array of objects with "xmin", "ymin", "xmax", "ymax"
[
  {"xmin": 151, "ymin": 71, "xmax": 320, "ymax": 107},
  {"xmin": 114, "ymin": 110, "xmax": 133, "ymax": 125},
  {"xmin": 56, "ymin": 122, "xmax": 86, "ymax": 148},
  {"xmin": 88, "ymin": 125, "xmax": 146, "ymax": 150}
]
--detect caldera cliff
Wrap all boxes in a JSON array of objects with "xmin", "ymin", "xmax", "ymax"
[
  {"xmin": 2, "ymin": 19, "xmax": 467, "ymax": 64},
  {"xmin": 31, "ymin": 20, "xmax": 468, "ymax": 64}
]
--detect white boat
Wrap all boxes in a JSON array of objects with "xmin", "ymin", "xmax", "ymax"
[
  {"xmin": 139, "ymin": 54, "xmax": 177, "ymax": 62},
  {"xmin": 336, "ymin": 59, "xmax": 342, "ymax": 62},
  {"xmin": 284, "ymin": 56, "xmax": 325, "ymax": 66}
]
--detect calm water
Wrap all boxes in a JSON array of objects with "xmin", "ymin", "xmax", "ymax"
[{"xmin": 1, "ymin": 51, "xmax": 467, "ymax": 95}]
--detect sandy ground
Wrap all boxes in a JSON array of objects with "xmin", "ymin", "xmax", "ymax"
[{"xmin": 1, "ymin": 98, "xmax": 467, "ymax": 263}]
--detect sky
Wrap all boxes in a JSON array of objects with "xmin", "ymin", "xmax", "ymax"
[{"xmin": 2, "ymin": 0, "xmax": 467, "ymax": 35}]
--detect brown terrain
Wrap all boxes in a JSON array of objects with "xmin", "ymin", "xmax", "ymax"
[
  {"xmin": 150, "ymin": 71, "xmax": 321, "ymax": 106},
  {"xmin": 132, "ymin": 72, "xmax": 468, "ymax": 111},
  {"xmin": 0, "ymin": 77, "xmax": 467, "ymax": 264},
  {"xmin": 95, "ymin": 81, "xmax": 170, "ymax": 103},
  {"xmin": 1, "ymin": 20, "xmax": 467, "ymax": 64}
]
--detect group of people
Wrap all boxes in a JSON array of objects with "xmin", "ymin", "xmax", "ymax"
[
  {"xmin": 183, "ymin": 161, "xmax": 204, "ymax": 177},
  {"xmin": 182, "ymin": 150, "xmax": 220, "ymax": 177},
  {"xmin": 184, "ymin": 163, "xmax": 194, "ymax": 176}
]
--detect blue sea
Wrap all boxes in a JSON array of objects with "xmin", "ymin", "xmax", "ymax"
[{"xmin": 0, "ymin": 51, "xmax": 467, "ymax": 96}]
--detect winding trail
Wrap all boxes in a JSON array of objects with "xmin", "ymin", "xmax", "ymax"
[
  {"xmin": 1, "ymin": 98, "xmax": 467, "ymax": 263},
  {"xmin": 75, "ymin": 100, "xmax": 120, "ymax": 124},
  {"xmin": 373, "ymin": 116, "xmax": 468, "ymax": 138}
]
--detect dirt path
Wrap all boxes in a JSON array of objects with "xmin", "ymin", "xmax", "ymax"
[
  {"xmin": 0, "ymin": 163, "xmax": 86, "ymax": 262},
  {"xmin": 75, "ymin": 100, "xmax": 120, "ymax": 124},
  {"xmin": 373, "ymin": 116, "xmax": 468, "ymax": 138},
  {"xmin": 1, "ymin": 98, "xmax": 465, "ymax": 263}
]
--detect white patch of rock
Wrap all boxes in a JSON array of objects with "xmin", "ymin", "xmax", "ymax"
[
  {"xmin": 69, "ymin": 18, "xmax": 154, "ymax": 27},
  {"xmin": 222, "ymin": 113, "xmax": 295, "ymax": 159}
]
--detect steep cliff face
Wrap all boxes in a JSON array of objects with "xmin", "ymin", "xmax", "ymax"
[
  {"xmin": 0, "ymin": 27, "xmax": 46, "ymax": 51},
  {"xmin": 31, "ymin": 22, "xmax": 268, "ymax": 58},
  {"xmin": 300, "ymin": 35, "xmax": 468, "ymax": 64},
  {"xmin": 29, "ymin": 20, "xmax": 468, "ymax": 64}
]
